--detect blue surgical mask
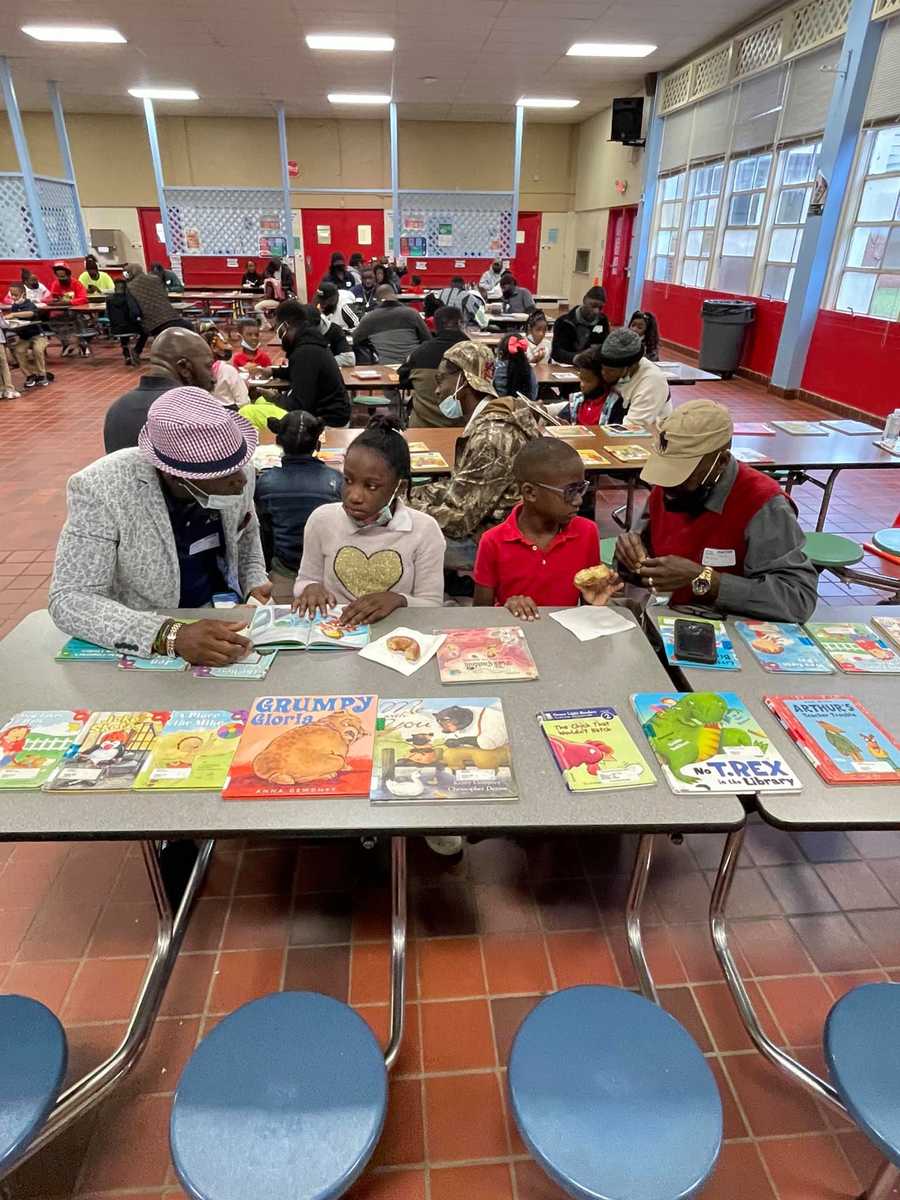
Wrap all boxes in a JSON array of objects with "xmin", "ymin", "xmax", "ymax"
[
  {"xmin": 183, "ymin": 480, "xmax": 244, "ymax": 512},
  {"xmin": 438, "ymin": 373, "xmax": 464, "ymax": 420},
  {"xmin": 346, "ymin": 484, "xmax": 400, "ymax": 529}
]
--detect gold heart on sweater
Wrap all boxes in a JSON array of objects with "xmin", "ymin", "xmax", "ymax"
[{"xmin": 333, "ymin": 546, "xmax": 403, "ymax": 598}]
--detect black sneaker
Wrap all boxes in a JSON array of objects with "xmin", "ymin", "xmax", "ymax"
[
  {"xmin": 23, "ymin": 375, "xmax": 38, "ymax": 389},
  {"xmin": 36, "ymin": 376, "xmax": 50, "ymax": 387},
  {"xmin": 79, "ymin": 344, "xmax": 92, "ymax": 357},
  {"xmin": 45, "ymin": 372, "xmax": 55, "ymax": 382}
]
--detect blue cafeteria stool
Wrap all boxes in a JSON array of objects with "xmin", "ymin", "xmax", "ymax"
[
  {"xmin": 508, "ymin": 986, "xmax": 722, "ymax": 1200},
  {"xmin": 170, "ymin": 991, "xmax": 388, "ymax": 1200},
  {"xmin": 0, "ymin": 995, "xmax": 68, "ymax": 1175},
  {"xmin": 825, "ymin": 982, "xmax": 900, "ymax": 1200}
]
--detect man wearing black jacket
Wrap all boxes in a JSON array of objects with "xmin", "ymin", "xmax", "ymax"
[
  {"xmin": 550, "ymin": 286, "xmax": 610, "ymax": 364},
  {"xmin": 267, "ymin": 303, "xmax": 350, "ymax": 427},
  {"xmin": 398, "ymin": 307, "xmax": 468, "ymax": 427}
]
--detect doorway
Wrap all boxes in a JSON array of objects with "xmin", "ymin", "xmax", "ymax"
[
  {"xmin": 137, "ymin": 207, "xmax": 169, "ymax": 270},
  {"xmin": 300, "ymin": 209, "xmax": 386, "ymax": 298},
  {"xmin": 602, "ymin": 205, "xmax": 638, "ymax": 325}
]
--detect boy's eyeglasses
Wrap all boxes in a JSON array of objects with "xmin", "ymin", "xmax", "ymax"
[{"xmin": 531, "ymin": 480, "xmax": 591, "ymax": 505}]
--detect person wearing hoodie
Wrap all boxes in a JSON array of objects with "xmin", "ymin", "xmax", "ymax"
[
  {"xmin": 266, "ymin": 303, "xmax": 350, "ymax": 426},
  {"xmin": 398, "ymin": 306, "xmax": 469, "ymax": 427},
  {"xmin": 550, "ymin": 286, "xmax": 610, "ymax": 365},
  {"xmin": 408, "ymin": 340, "xmax": 542, "ymax": 567},
  {"xmin": 320, "ymin": 252, "xmax": 353, "ymax": 291},
  {"xmin": 124, "ymin": 263, "xmax": 189, "ymax": 343},
  {"xmin": 352, "ymin": 285, "xmax": 430, "ymax": 364}
]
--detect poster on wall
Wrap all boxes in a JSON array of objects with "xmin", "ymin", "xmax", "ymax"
[
  {"xmin": 402, "ymin": 212, "xmax": 426, "ymax": 233},
  {"xmin": 316, "ymin": 225, "xmax": 331, "ymax": 244},
  {"xmin": 260, "ymin": 215, "xmax": 281, "ymax": 232},
  {"xmin": 401, "ymin": 236, "xmax": 427, "ymax": 257},
  {"xmin": 437, "ymin": 221, "xmax": 453, "ymax": 248},
  {"xmin": 226, "ymin": 258, "xmax": 239, "ymax": 267},
  {"xmin": 184, "ymin": 228, "xmax": 202, "ymax": 251},
  {"xmin": 358, "ymin": 224, "xmax": 372, "ymax": 245},
  {"xmin": 259, "ymin": 235, "xmax": 287, "ymax": 258}
]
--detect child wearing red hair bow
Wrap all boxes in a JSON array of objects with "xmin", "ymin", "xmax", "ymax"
[{"xmin": 493, "ymin": 332, "xmax": 538, "ymax": 401}]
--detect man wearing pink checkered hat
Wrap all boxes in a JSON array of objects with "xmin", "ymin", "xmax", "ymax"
[{"xmin": 50, "ymin": 388, "xmax": 273, "ymax": 666}]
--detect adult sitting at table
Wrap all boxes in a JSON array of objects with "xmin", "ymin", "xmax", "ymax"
[
  {"xmin": 151, "ymin": 261, "xmax": 184, "ymax": 292},
  {"xmin": 320, "ymin": 252, "xmax": 354, "ymax": 291},
  {"xmin": 240, "ymin": 260, "xmax": 264, "ymax": 292},
  {"xmin": 78, "ymin": 254, "xmax": 114, "ymax": 295},
  {"xmin": 478, "ymin": 260, "xmax": 504, "ymax": 298},
  {"xmin": 352, "ymin": 264, "xmax": 378, "ymax": 308},
  {"xmin": 255, "ymin": 410, "xmax": 342, "ymax": 602},
  {"xmin": 49, "ymin": 263, "xmax": 91, "ymax": 357},
  {"xmin": 499, "ymin": 272, "xmax": 536, "ymax": 314},
  {"xmin": 124, "ymin": 263, "xmax": 191, "ymax": 347},
  {"xmin": 398, "ymin": 305, "xmax": 468, "ymax": 428},
  {"xmin": 615, "ymin": 398, "xmax": 818, "ymax": 623},
  {"xmin": 352, "ymin": 285, "xmax": 430, "ymax": 365},
  {"xmin": 266, "ymin": 257, "xmax": 296, "ymax": 297},
  {"xmin": 105, "ymin": 278, "xmax": 144, "ymax": 367},
  {"xmin": 408, "ymin": 341, "xmax": 542, "ymax": 570},
  {"xmin": 550, "ymin": 286, "xmax": 609, "ymax": 365},
  {"xmin": 103, "ymin": 327, "xmax": 215, "ymax": 452},
  {"xmin": 265, "ymin": 303, "xmax": 350, "ymax": 427},
  {"xmin": 598, "ymin": 328, "xmax": 671, "ymax": 428},
  {"xmin": 50, "ymin": 388, "xmax": 271, "ymax": 666}
]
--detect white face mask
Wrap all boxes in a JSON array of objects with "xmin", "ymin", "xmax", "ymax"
[
  {"xmin": 346, "ymin": 484, "xmax": 400, "ymax": 529},
  {"xmin": 182, "ymin": 479, "xmax": 244, "ymax": 512},
  {"xmin": 438, "ymin": 372, "xmax": 465, "ymax": 420}
]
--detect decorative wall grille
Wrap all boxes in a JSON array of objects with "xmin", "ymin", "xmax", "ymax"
[
  {"xmin": 735, "ymin": 20, "xmax": 783, "ymax": 77},
  {"xmin": 396, "ymin": 192, "xmax": 515, "ymax": 258},
  {"xmin": 874, "ymin": 0, "xmax": 900, "ymax": 18},
  {"xmin": 0, "ymin": 175, "xmax": 37, "ymax": 257},
  {"xmin": 163, "ymin": 186, "xmax": 288, "ymax": 257},
  {"xmin": 661, "ymin": 68, "xmax": 692, "ymax": 112},
  {"xmin": 691, "ymin": 47, "xmax": 732, "ymax": 100},
  {"xmin": 36, "ymin": 177, "xmax": 83, "ymax": 258},
  {"xmin": 788, "ymin": 0, "xmax": 851, "ymax": 54}
]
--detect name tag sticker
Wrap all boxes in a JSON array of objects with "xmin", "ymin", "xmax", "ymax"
[
  {"xmin": 702, "ymin": 548, "xmax": 736, "ymax": 567},
  {"xmin": 188, "ymin": 533, "xmax": 221, "ymax": 556}
]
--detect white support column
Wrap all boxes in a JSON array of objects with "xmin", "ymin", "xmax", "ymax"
[
  {"xmin": 510, "ymin": 103, "xmax": 525, "ymax": 260},
  {"xmin": 47, "ymin": 81, "xmax": 90, "ymax": 255},
  {"xmin": 141, "ymin": 97, "xmax": 175, "ymax": 264},
  {"xmin": 389, "ymin": 102, "xmax": 401, "ymax": 257}
]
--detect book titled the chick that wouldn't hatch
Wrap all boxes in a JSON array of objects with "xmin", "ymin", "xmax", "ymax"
[{"xmin": 222, "ymin": 695, "xmax": 377, "ymax": 800}]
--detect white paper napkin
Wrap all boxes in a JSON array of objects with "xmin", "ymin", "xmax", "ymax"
[
  {"xmin": 549, "ymin": 606, "xmax": 638, "ymax": 642},
  {"xmin": 358, "ymin": 628, "xmax": 446, "ymax": 676}
]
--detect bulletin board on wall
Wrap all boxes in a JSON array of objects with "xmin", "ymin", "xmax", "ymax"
[{"xmin": 396, "ymin": 192, "xmax": 515, "ymax": 259}]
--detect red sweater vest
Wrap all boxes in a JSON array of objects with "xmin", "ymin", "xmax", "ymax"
[{"xmin": 647, "ymin": 462, "xmax": 786, "ymax": 604}]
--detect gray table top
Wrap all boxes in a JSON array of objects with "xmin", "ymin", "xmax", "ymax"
[
  {"xmin": 727, "ymin": 428, "xmax": 896, "ymax": 470},
  {"xmin": 0, "ymin": 607, "xmax": 745, "ymax": 841},
  {"xmin": 650, "ymin": 605, "xmax": 900, "ymax": 831}
]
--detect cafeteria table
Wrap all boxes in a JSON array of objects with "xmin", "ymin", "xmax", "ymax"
[
  {"xmin": 650, "ymin": 602, "xmax": 900, "ymax": 1195},
  {"xmin": 533, "ymin": 362, "xmax": 721, "ymax": 389},
  {"xmin": 0, "ymin": 604, "xmax": 745, "ymax": 1172},
  {"xmin": 341, "ymin": 365, "xmax": 400, "ymax": 393}
]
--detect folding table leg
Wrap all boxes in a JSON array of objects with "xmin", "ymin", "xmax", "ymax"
[
  {"xmin": 1, "ymin": 838, "xmax": 214, "ymax": 1177},
  {"xmin": 815, "ymin": 468, "xmax": 842, "ymax": 532},
  {"xmin": 862, "ymin": 1160, "xmax": 900, "ymax": 1200},
  {"xmin": 384, "ymin": 835, "xmax": 408, "ymax": 1071},
  {"xmin": 625, "ymin": 833, "xmax": 657, "ymax": 1004}
]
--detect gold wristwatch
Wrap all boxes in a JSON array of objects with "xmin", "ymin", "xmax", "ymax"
[{"xmin": 691, "ymin": 566, "xmax": 714, "ymax": 596}]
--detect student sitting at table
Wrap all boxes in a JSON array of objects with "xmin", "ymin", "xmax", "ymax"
[
  {"xmin": 373, "ymin": 263, "xmax": 400, "ymax": 294},
  {"xmin": 49, "ymin": 263, "xmax": 91, "ymax": 357},
  {"xmin": 18, "ymin": 270, "xmax": 52, "ymax": 307},
  {"xmin": 0, "ymin": 315, "xmax": 21, "ymax": 400},
  {"xmin": 562, "ymin": 345, "xmax": 612, "ymax": 426},
  {"xmin": 265, "ymin": 303, "xmax": 350, "ymax": 427},
  {"xmin": 473, "ymin": 438, "xmax": 622, "ymax": 620},
  {"xmin": 231, "ymin": 317, "xmax": 272, "ymax": 371},
  {"xmin": 50, "ymin": 388, "xmax": 271, "ymax": 665},
  {"xmin": 255, "ymin": 410, "xmax": 342, "ymax": 602},
  {"xmin": 499, "ymin": 272, "xmax": 536, "ymax": 314},
  {"xmin": 525, "ymin": 309, "xmax": 552, "ymax": 365},
  {"xmin": 408, "ymin": 341, "xmax": 542, "ymax": 570},
  {"xmin": 3, "ymin": 284, "xmax": 52, "ymax": 390},
  {"xmin": 493, "ymin": 333, "xmax": 538, "ymax": 402},
  {"xmin": 551, "ymin": 287, "xmax": 610, "ymax": 365},
  {"xmin": 241, "ymin": 260, "xmax": 264, "ymax": 291},
  {"xmin": 201, "ymin": 327, "xmax": 251, "ymax": 410},
  {"xmin": 599, "ymin": 328, "xmax": 671, "ymax": 428},
  {"xmin": 352, "ymin": 285, "xmax": 430, "ymax": 365},
  {"xmin": 614, "ymin": 398, "xmax": 818, "ymax": 623},
  {"xmin": 294, "ymin": 415, "xmax": 445, "ymax": 623},
  {"xmin": 151, "ymin": 262, "xmax": 184, "ymax": 292},
  {"xmin": 398, "ymin": 305, "xmax": 468, "ymax": 428},
  {"xmin": 78, "ymin": 255, "xmax": 115, "ymax": 295},
  {"xmin": 629, "ymin": 309, "xmax": 660, "ymax": 362}
]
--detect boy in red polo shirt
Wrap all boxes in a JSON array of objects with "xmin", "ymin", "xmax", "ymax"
[
  {"xmin": 473, "ymin": 438, "xmax": 621, "ymax": 619},
  {"xmin": 231, "ymin": 318, "xmax": 272, "ymax": 371}
]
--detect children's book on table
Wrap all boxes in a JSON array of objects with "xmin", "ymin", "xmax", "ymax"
[
  {"xmin": 765, "ymin": 695, "xmax": 900, "ymax": 785},
  {"xmin": 734, "ymin": 620, "xmax": 833, "ymax": 673},
  {"xmin": 55, "ymin": 638, "xmax": 119, "ymax": 663},
  {"xmin": 539, "ymin": 707, "xmax": 655, "ymax": 792},
  {"xmin": 872, "ymin": 616, "xmax": 900, "ymax": 651},
  {"xmin": 247, "ymin": 605, "xmax": 369, "ymax": 652},
  {"xmin": 371, "ymin": 697, "xmax": 517, "ymax": 802},
  {"xmin": 632, "ymin": 691, "xmax": 801, "ymax": 795},
  {"xmin": 0, "ymin": 710, "xmax": 91, "ymax": 790},
  {"xmin": 657, "ymin": 615, "xmax": 739, "ymax": 670},
  {"xmin": 805, "ymin": 621, "xmax": 900, "ymax": 673},
  {"xmin": 133, "ymin": 710, "xmax": 248, "ymax": 790},
  {"xmin": 43, "ymin": 710, "xmax": 170, "ymax": 792},
  {"xmin": 222, "ymin": 695, "xmax": 377, "ymax": 800},
  {"xmin": 436, "ymin": 627, "xmax": 538, "ymax": 683}
]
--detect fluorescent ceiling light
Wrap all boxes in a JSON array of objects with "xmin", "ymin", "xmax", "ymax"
[
  {"xmin": 307, "ymin": 34, "xmax": 394, "ymax": 51},
  {"xmin": 518, "ymin": 97, "xmax": 580, "ymax": 108},
  {"xmin": 128, "ymin": 87, "xmax": 199, "ymax": 100},
  {"xmin": 567, "ymin": 42, "xmax": 656, "ymax": 57},
  {"xmin": 328, "ymin": 92, "xmax": 392, "ymax": 104},
  {"xmin": 21, "ymin": 24, "xmax": 126, "ymax": 43}
]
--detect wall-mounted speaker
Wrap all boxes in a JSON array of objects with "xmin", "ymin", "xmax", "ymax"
[{"xmin": 610, "ymin": 97, "xmax": 645, "ymax": 147}]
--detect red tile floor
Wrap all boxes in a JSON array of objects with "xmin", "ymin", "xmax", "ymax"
[{"xmin": 1, "ymin": 342, "xmax": 900, "ymax": 1199}]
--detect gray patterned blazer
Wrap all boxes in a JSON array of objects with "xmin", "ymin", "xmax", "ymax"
[{"xmin": 49, "ymin": 448, "xmax": 269, "ymax": 657}]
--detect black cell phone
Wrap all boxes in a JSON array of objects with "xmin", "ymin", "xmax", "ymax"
[{"xmin": 672, "ymin": 617, "xmax": 717, "ymax": 664}]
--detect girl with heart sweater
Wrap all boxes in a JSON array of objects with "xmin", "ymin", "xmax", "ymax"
[{"xmin": 293, "ymin": 417, "xmax": 446, "ymax": 625}]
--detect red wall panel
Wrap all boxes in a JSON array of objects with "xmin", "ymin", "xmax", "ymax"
[
  {"xmin": 0, "ymin": 258, "xmax": 87, "ymax": 297},
  {"xmin": 179, "ymin": 257, "xmax": 249, "ymax": 288},
  {"xmin": 801, "ymin": 309, "xmax": 900, "ymax": 420}
]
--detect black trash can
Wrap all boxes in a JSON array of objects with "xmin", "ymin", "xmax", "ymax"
[{"xmin": 698, "ymin": 299, "xmax": 755, "ymax": 379}]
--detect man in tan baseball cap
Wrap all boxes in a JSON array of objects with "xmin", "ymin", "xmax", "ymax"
[{"xmin": 611, "ymin": 399, "xmax": 818, "ymax": 622}]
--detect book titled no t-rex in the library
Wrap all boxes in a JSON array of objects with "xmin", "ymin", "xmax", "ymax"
[
  {"xmin": 539, "ymin": 707, "xmax": 655, "ymax": 792},
  {"xmin": 133, "ymin": 710, "xmax": 248, "ymax": 791},
  {"xmin": 436, "ymin": 627, "xmax": 538, "ymax": 684},
  {"xmin": 764, "ymin": 695, "xmax": 900, "ymax": 785},
  {"xmin": 222, "ymin": 695, "xmax": 377, "ymax": 800},
  {"xmin": 0, "ymin": 710, "xmax": 91, "ymax": 790},
  {"xmin": 631, "ymin": 691, "xmax": 801, "ymax": 795},
  {"xmin": 371, "ymin": 697, "xmax": 517, "ymax": 803},
  {"xmin": 44, "ymin": 710, "xmax": 171, "ymax": 792}
]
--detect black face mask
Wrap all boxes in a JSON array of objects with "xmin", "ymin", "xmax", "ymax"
[
  {"xmin": 662, "ymin": 454, "xmax": 723, "ymax": 516},
  {"xmin": 219, "ymin": 348, "xmax": 233, "ymax": 361}
]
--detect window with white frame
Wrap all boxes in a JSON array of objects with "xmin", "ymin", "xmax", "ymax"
[
  {"xmin": 717, "ymin": 151, "xmax": 773, "ymax": 295},
  {"xmin": 760, "ymin": 141, "xmax": 821, "ymax": 301},
  {"xmin": 679, "ymin": 161, "xmax": 724, "ymax": 288},
  {"xmin": 650, "ymin": 172, "xmax": 685, "ymax": 282},
  {"xmin": 831, "ymin": 125, "xmax": 900, "ymax": 320}
]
